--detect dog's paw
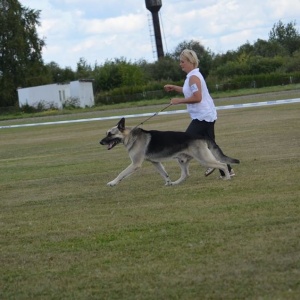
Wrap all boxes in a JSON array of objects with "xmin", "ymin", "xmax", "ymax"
[
  {"xmin": 170, "ymin": 181, "xmax": 179, "ymax": 185},
  {"xmin": 220, "ymin": 176, "xmax": 231, "ymax": 180},
  {"xmin": 165, "ymin": 179, "xmax": 174, "ymax": 186},
  {"xmin": 107, "ymin": 181, "xmax": 118, "ymax": 187}
]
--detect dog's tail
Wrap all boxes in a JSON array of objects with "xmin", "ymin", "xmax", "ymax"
[{"xmin": 207, "ymin": 139, "xmax": 240, "ymax": 164}]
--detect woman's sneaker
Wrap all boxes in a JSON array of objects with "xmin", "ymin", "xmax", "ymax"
[
  {"xmin": 205, "ymin": 168, "xmax": 215, "ymax": 177},
  {"xmin": 219, "ymin": 169, "xmax": 235, "ymax": 179}
]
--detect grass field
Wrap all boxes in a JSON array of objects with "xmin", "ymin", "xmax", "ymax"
[{"xmin": 0, "ymin": 98, "xmax": 300, "ymax": 299}]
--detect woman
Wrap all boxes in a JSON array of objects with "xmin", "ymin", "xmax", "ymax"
[{"xmin": 164, "ymin": 49, "xmax": 234, "ymax": 178}]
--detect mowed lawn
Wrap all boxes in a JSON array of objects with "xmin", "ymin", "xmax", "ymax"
[{"xmin": 0, "ymin": 103, "xmax": 299, "ymax": 299}]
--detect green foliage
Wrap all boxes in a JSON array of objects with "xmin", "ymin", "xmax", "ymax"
[
  {"xmin": 94, "ymin": 80, "xmax": 181, "ymax": 105},
  {"xmin": 212, "ymin": 50, "xmax": 238, "ymax": 68},
  {"xmin": 118, "ymin": 59, "xmax": 145, "ymax": 87},
  {"xmin": 285, "ymin": 50, "xmax": 300, "ymax": 72},
  {"xmin": 20, "ymin": 101, "xmax": 54, "ymax": 113},
  {"xmin": 213, "ymin": 61, "xmax": 248, "ymax": 78},
  {"xmin": 19, "ymin": 103, "xmax": 38, "ymax": 113},
  {"xmin": 213, "ymin": 56, "xmax": 285, "ymax": 79},
  {"xmin": 171, "ymin": 39, "xmax": 213, "ymax": 78},
  {"xmin": 139, "ymin": 55, "xmax": 183, "ymax": 81},
  {"xmin": 207, "ymin": 72, "xmax": 300, "ymax": 92},
  {"xmin": 252, "ymin": 39, "xmax": 288, "ymax": 57},
  {"xmin": 62, "ymin": 97, "xmax": 80, "ymax": 109},
  {"xmin": 76, "ymin": 57, "xmax": 93, "ymax": 79},
  {"xmin": 0, "ymin": 0, "xmax": 46, "ymax": 106},
  {"xmin": 269, "ymin": 20, "xmax": 300, "ymax": 55},
  {"xmin": 248, "ymin": 56, "xmax": 285, "ymax": 74},
  {"xmin": 93, "ymin": 58, "xmax": 145, "ymax": 93},
  {"xmin": 45, "ymin": 62, "xmax": 76, "ymax": 83}
]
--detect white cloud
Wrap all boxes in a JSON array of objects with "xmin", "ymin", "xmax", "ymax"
[
  {"xmin": 80, "ymin": 14, "xmax": 146, "ymax": 35},
  {"xmin": 21, "ymin": 0, "xmax": 300, "ymax": 69}
]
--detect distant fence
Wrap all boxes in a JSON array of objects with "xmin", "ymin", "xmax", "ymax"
[
  {"xmin": 96, "ymin": 74, "xmax": 300, "ymax": 105},
  {"xmin": 207, "ymin": 73, "xmax": 300, "ymax": 93}
]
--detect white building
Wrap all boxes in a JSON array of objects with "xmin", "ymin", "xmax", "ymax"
[
  {"xmin": 70, "ymin": 80, "xmax": 94, "ymax": 108},
  {"xmin": 17, "ymin": 80, "xmax": 94, "ymax": 109}
]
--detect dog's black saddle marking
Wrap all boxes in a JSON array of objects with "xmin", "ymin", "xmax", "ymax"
[{"xmin": 143, "ymin": 130, "xmax": 195, "ymax": 155}]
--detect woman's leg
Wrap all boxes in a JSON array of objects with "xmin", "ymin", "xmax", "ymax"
[
  {"xmin": 212, "ymin": 122, "xmax": 232, "ymax": 176},
  {"xmin": 186, "ymin": 120, "xmax": 217, "ymax": 176},
  {"xmin": 185, "ymin": 120, "xmax": 232, "ymax": 177}
]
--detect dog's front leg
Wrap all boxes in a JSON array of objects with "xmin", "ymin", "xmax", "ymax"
[
  {"xmin": 151, "ymin": 162, "xmax": 172, "ymax": 186},
  {"xmin": 107, "ymin": 163, "xmax": 141, "ymax": 186}
]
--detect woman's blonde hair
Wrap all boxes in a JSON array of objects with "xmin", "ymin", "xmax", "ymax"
[{"xmin": 180, "ymin": 49, "xmax": 199, "ymax": 68}]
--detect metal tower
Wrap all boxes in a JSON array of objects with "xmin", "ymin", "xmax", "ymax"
[{"xmin": 145, "ymin": 0, "xmax": 164, "ymax": 59}]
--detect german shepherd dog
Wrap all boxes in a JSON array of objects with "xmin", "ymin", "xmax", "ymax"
[{"xmin": 100, "ymin": 118, "xmax": 240, "ymax": 186}]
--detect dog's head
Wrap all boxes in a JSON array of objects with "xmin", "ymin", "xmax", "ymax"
[{"xmin": 100, "ymin": 118, "xmax": 126, "ymax": 150}]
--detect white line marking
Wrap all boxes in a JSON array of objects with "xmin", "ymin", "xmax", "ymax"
[{"xmin": 1, "ymin": 98, "xmax": 299, "ymax": 129}]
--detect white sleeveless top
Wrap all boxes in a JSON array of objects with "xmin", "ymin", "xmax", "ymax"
[{"xmin": 183, "ymin": 68, "xmax": 217, "ymax": 122}]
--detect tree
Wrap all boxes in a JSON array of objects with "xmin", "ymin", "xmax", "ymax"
[
  {"xmin": 171, "ymin": 40, "xmax": 213, "ymax": 78},
  {"xmin": 212, "ymin": 61, "xmax": 249, "ymax": 79},
  {"xmin": 141, "ymin": 55, "xmax": 182, "ymax": 82},
  {"xmin": 93, "ymin": 58, "xmax": 146, "ymax": 93},
  {"xmin": 285, "ymin": 50, "xmax": 300, "ymax": 72},
  {"xmin": 45, "ymin": 62, "xmax": 75, "ymax": 83},
  {"xmin": 212, "ymin": 50, "xmax": 238, "ymax": 70},
  {"xmin": 0, "ymin": 0, "xmax": 46, "ymax": 107},
  {"xmin": 269, "ymin": 20, "xmax": 300, "ymax": 55},
  {"xmin": 76, "ymin": 57, "xmax": 93, "ymax": 79},
  {"xmin": 247, "ymin": 56, "xmax": 284, "ymax": 75},
  {"xmin": 252, "ymin": 39, "xmax": 288, "ymax": 57},
  {"xmin": 93, "ymin": 60, "xmax": 120, "ymax": 92},
  {"xmin": 117, "ymin": 59, "xmax": 145, "ymax": 87}
]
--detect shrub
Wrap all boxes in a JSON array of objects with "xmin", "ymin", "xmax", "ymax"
[
  {"xmin": 207, "ymin": 72, "xmax": 300, "ymax": 92},
  {"xmin": 63, "ymin": 97, "xmax": 80, "ymax": 109}
]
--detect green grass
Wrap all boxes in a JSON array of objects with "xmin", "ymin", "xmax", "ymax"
[{"xmin": 0, "ymin": 99, "xmax": 300, "ymax": 299}]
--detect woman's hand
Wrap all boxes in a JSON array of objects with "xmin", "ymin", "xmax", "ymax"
[
  {"xmin": 164, "ymin": 84, "xmax": 174, "ymax": 92},
  {"xmin": 170, "ymin": 98, "xmax": 183, "ymax": 105}
]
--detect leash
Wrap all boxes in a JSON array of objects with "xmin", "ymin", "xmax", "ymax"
[{"xmin": 133, "ymin": 103, "xmax": 173, "ymax": 129}]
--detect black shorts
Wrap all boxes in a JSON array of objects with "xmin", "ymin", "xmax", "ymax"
[{"xmin": 185, "ymin": 119, "xmax": 216, "ymax": 140}]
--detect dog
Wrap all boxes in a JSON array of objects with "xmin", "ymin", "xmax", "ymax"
[{"xmin": 100, "ymin": 118, "xmax": 240, "ymax": 186}]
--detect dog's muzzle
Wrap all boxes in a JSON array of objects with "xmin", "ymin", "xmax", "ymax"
[{"xmin": 100, "ymin": 138, "xmax": 121, "ymax": 150}]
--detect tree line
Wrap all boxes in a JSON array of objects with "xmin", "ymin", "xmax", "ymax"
[{"xmin": 1, "ymin": 0, "xmax": 300, "ymax": 108}]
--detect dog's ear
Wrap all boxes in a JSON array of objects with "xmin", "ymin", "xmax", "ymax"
[{"xmin": 117, "ymin": 118, "xmax": 125, "ymax": 131}]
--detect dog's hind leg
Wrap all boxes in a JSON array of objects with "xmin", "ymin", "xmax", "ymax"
[
  {"xmin": 171, "ymin": 159, "xmax": 190, "ymax": 185},
  {"xmin": 190, "ymin": 146, "xmax": 231, "ymax": 180},
  {"xmin": 202, "ymin": 161, "xmax": 230, "ymax": 179},
  {"xmin": 151, "ymin": 162, "xmax": 172, "ymax": 186}
]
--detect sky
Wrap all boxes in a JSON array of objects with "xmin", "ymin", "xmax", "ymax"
[{"xmin": 21, "ymin": 0, "xmax": 300, "ymax": 70}]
